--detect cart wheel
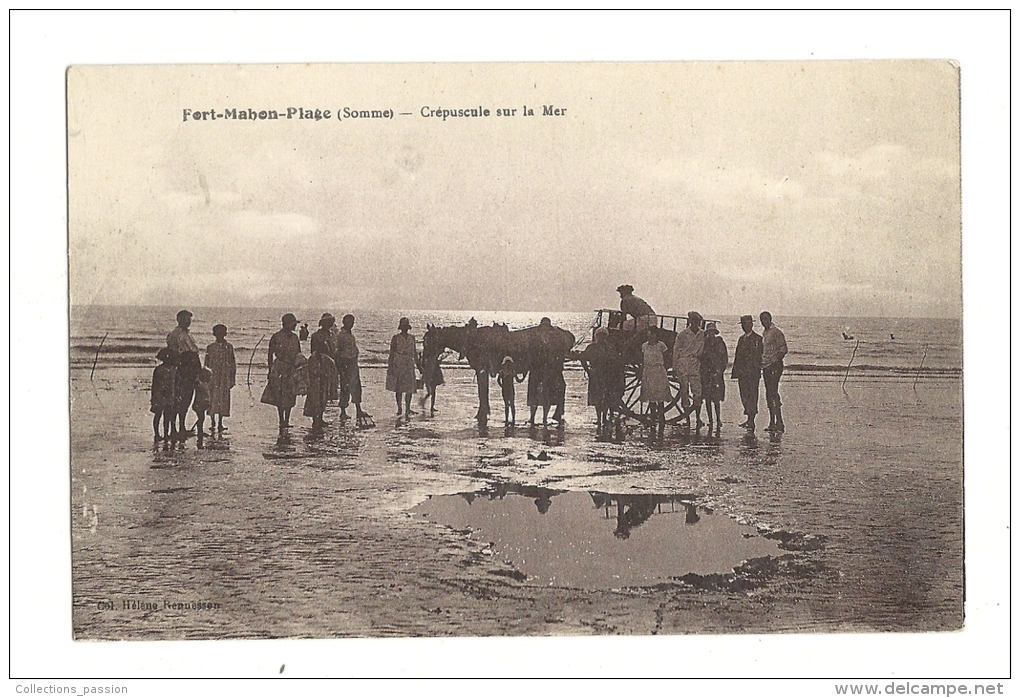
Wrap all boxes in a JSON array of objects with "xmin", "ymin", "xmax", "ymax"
[
  {"xmin": 618, "ymin": 363, "xmax": 647, "ymax": 423},
  {"xmin": 618, "ymin": 364, "xmax": 688, "ymax": 426}
]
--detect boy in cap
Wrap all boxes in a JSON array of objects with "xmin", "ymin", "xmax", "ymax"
[
  {"xmin": 732, "ymin": 315, "xmax": 763, "ymax": 430},
  {"xmin": 151, "ymin": 347, "xmax": 177, "ymax": 443}
]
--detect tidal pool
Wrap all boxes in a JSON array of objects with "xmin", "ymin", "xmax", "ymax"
[{"xmin": 413, "ymin": 488, "xmax": 781, "ymax": 590}]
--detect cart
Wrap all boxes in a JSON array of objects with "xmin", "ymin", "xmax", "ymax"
[{"xmin": 585, "ymin": 309, "xmax": 695, "ymax": 426}]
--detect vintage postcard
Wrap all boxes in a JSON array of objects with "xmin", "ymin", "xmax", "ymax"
[{"xmin": 68, "ymin": 61, "xmax": 962, "ymax": 641}]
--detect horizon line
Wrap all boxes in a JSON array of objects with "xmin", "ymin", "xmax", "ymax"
[{"xmin": 68, "ymin": 302, "xmax": 963, "ymax": 321}]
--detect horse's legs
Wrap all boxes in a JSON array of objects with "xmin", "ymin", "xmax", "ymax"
[{"xmin": 475, "ymin": 370, "xmax": 490, "ymax": 423}]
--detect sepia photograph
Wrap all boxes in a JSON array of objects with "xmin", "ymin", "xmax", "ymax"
[
  {"xmin": 67, "ymin": 60, "xmax": 963, "ymax": 640},
  {"xmin": 9, "ymin": 9, "xmax": 1009, "ymax": 684}
]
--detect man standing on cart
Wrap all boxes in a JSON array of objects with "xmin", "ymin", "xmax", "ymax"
[{"xmin": 617, "ymin": 285, "xmax": 656, "ymax": 331}]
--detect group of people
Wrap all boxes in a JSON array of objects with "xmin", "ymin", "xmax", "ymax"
[
  {"xmin": 150, "ymin": 309, "xmax": 236, "ymax": 445},
  {"xmin": 259, "ymin": 312, "xmax": 372, "ymax": 428},
  {"xmin": 594, "ymin": 285, "xmax": 789, "ymax": 433},
  {"xmin": 150, "ymin": 296, "xmax": 788, "ymax": 444},
  {"xmin": 260, "ymin": 312, "xmax": 449, "ymax": 428}
]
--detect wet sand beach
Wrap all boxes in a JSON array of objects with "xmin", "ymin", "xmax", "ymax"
[{"xmin": 71, "ymin": 362, "xmax": 962, "ymax": 639}]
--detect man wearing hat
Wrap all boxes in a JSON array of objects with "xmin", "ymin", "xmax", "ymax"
[
  {"xmin": 672, "ymin": 311, "xmax": 705, "ymax": 429},
  {"xmin": 731, "ymin": 315, "xmax": 764, "ymax": 431},
  {"xmin": 617, "ymin": 285, "xmax": 656, "ymax": 331},
  {"xmin": 166, "ymin": 310, "xmax": 201, "ymax": 440}
]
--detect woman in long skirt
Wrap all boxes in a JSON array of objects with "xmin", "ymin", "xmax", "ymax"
[
  {"xmin": 581, "ymin": 327, "xmax": 624, "ymax": 430},
  {"xmin": 304, "ymin": 314, "xmax": 339, "ymax": 428},
  {"xmin": 386, "ymin": 317, "xmax": 418, "ymax": 416},
  {"xmin": 261, "ymin": 313, "xmax": 303, "ymax": 428},
  {"xmin": 640, "ymin": 327, "xmax": 671, "ymax": 430}
]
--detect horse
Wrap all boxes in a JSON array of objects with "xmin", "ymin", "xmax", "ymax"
[{"xmin": 422, "ymin": 319, "xmax": 575, "ymax": 423}]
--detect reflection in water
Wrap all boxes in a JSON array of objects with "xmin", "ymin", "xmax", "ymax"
[
  {"xmin": 414, "ymin": 489, "xmax": 779, "ymax": 589},
  {"xmin": 526, "ymin": 424, "xmax": 565, "ymax": 447},
  {"xmin": 261, "ymin": 423, "xmax": 365, "ymax": 468},
  {"xmin": 481, "ymin": 482, "xmax": 566, "ymax": 515},
  {"xmin": 589, "ymin": 493, "xmax": 701, "ymax": 539},
  {"xmin": 740, "ymin": 432, "xmax": 759, "ymax": 452}
]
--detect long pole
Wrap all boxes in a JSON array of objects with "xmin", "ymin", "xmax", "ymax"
[
  {"xmin": 247, "ymin": 334, "xmax": 266, "ymax": 386},
  {"xmin": 842, "ymin": 339, "xmax": 860, "ymax": 388},
  {"xmin": 89, "ymin": 332, "xmax": 109, "ymax": 381},
  {"xmin": 914, "ymin": 344, "xmax": 929, "ymax": 389}
]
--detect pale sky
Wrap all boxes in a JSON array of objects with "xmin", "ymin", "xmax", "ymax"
[{"xmin": 68, "ymin": 61, "xmax": 961, "ymax": 317}]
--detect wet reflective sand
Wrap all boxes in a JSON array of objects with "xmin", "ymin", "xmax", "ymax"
[{"xmin": 71, "ymin": 366, "xmax": 962, "ymax": 638}]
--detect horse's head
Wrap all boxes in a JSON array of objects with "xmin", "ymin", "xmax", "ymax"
[
  {"xmin": 422, "ymin": 324, "xmax": 442, "ymax": 360},
  {"xmin": 423, "ymin": 323, "xmax": 472, "ymax": 362}
]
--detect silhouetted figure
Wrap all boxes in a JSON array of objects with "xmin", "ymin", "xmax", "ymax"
[
  {"xmin": 337, "ymin": 314, "xmax": 372, "ymax": 425},
  {"xmin": 191, "ymin": 366, "xmax": 212, "ymax": 444},
  {"xmin": 304, "ymin": 314, "xmax": 339, "ymax": 428},
  {"xmin": 387, "ymin": 317, "xmax": 418, "ymax": 416},
  {"xmin": 701, "ymin": 322, "xmax": 728, "ymax": 431},
  {"xmin": 261, "ymin": 313, "xmax": 303, "ymax": 428},
  {"xmin": 640, "ymin": 327, "xmax": 670, "ymax": 432},
  {"xmin": 760, "ymin": 311, "xmax": 788, "ymax": 433},
  {"xmin": 580, "ymin": 326, "xmax": 625, "ymax": 431},
  {"xmin": 166, "ymin": 309, "xmax": 201, "ymax": 441},
  {"xmin": 673, "ymin": 311, "xmax": 705, "ymax": 429},
  {"xmin": 497, "ymin": 356, "xmax": 523, "ymax": 425},
  {"xmin": 617, "ymin": 284, "xmax": 656, "ymax": 331},
  {"xmin": 205, "ymin": 323, "xmax": 236, "ymax": 433},
  {"xmin": 150, "ymin": 347, "xmax": 176, "ymax": 443},
  {"xmin": 732, "ymin": 315, "xmax": 763, "ymax": 431},
  {"xmin": 420, "ymin": 350, "xmax": 444, "ymax": 416}
]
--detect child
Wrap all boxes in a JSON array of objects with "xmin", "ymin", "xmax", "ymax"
[
  {"xmin": 701, "ymin": 322, "xmax": 728, "ymax": 432},
  {"xmin": 205, "ymin": 323, "xmax": 236, "ymax": 433},
  {"xmin": 421, "ymin": 352, "xmax": 445, "ymax": 416},
  {"xmin": 151, "ymin": 348, "xmax": 176, "ymax": 443},
  {"xmin": 497, "ymin": 356, "xmax": 521, "ymax": 426},
  {"xmin": 191, "ymin": 367, "xmax": 213, "ymax": 444}
]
